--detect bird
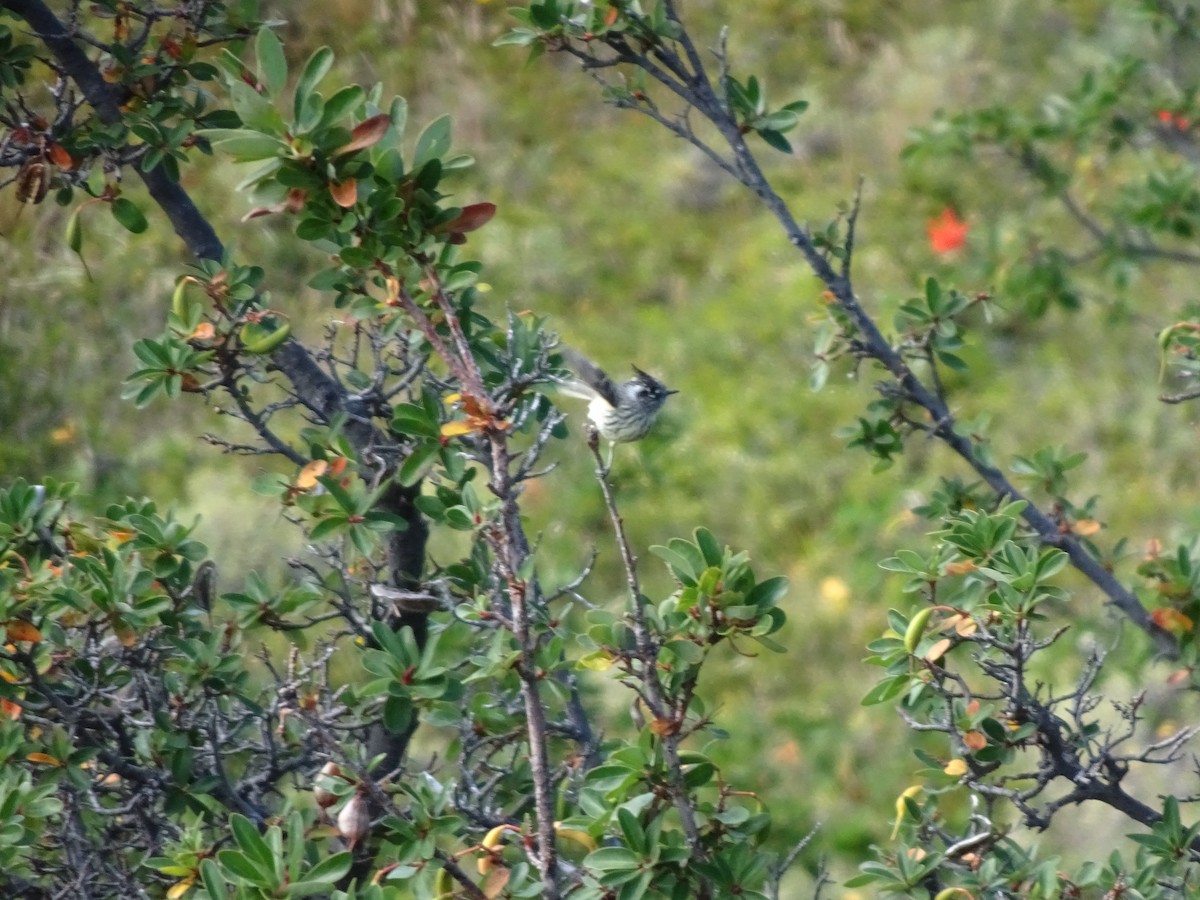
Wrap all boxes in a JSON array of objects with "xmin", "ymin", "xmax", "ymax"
[{"xmin": 558, "ymin": 348, "xmax": 678, "ymax": 444}]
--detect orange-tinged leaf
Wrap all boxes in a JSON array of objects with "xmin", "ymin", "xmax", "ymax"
[
  {"xmin": 328, "ymin": 457, "xmax": 348, "ymax": 477},
  {"xmin": 484, "ymin": 866, "xmax": 511, "ymax": 898},
  {"xmin": 47, "ymin": 142, "xmax": 74, "ymax": 169},
  {"xmin": 1167, "ymin": 667, "xmax": 1193, "ymax": 686},
  {"xmin": 335, "ymin": 113, "xmax": 391, "ymax": 156},
  {"xmin": 440, "ymin": 420, "xmax": 476, "ymax": 437},
  {"xmin": 0, "ymin": 669, "xmax": 18, "ymax": 683},
  {"xmin": 1152, "ymin": 607, "xmax": 1194, "ymax": 633},
  {"xmin": 965, "ymin": 699, "xmax": 980, "ymax": 715},
  {"xmin": 1072, "ymin": 519, "xmax": 1102, "ymax": 536},
  {"xmin": 1, "ymin": 698, "xmax": 20, "ymax": 720},
  {"xmin": 962, "ymin": 730, "xmax": 987, "ymax": 751},
  {"xmin": 296, "ymin": 460, "xmax": 329, "ymax": 490},
  {"xmin": 113, "ymin": 623, "xmax": 138, "ymax": 647},
  {"xmin": 109, "ymin": 530, "xmax": 135, "ymax": 543},
  {"xmin": 944, "ymin": 560, "xmax": 976, "ymax": 576},
  {"xmin": 927, "ymin": 208, "xmax": 969, "ymax": 254},
  {"xmin": 925, "ymin": 637, "xmax": 951, "ymax": 662},
  {"xmin": 605, "ymin": 5, "xmax": 619, "ymax": 25},
  {"xmin": 330, "ymin": 178, "xmax": 357, "ymax": 208},
  {"xmin": 5, "ymin": 621, "xmax": 41, "ymax": 643},
  {"xmin": 649, "ymin": 717, "xmax": 675, "ymax": 736},
  {"xmin": 27, "ymin": 752, "xmax": 62, "ymax": 766},
  {"xmin": 372, "ymin": 862, "xmax": 401, "ymax": 885},
  {"xmin": 954, "ymin": 616, "xmax": 977, "ymax": 637},
  {"xmin": 190, "ymin": 322, "xmax": 215, "ymax": 340}
]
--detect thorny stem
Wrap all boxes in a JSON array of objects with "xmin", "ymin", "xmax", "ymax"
[
  {"xmin": 586, "ymin": 428, "xmax": 710, "ymax": 891},
  {"xmin": 396, "ymin": 273, "xmax": 561, "ymax": 895}
]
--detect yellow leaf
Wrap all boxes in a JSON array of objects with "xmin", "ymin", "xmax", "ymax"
[
  {"xmin": 891, "ymin": 785, "xmax": 922, "ymax": 838},
  {"xmin": 26, "ymin": 752, "xmax": 62, "ymax": 766},
  {"xmin": 167, "ymin": 878, "xmax": 195, "ymax": 899},
  {"xmin": 943, "ymin": 758, "xmax": 968, "ymax": 776},
  {"xmin": 1073, "ymin": 519, "xmax": 1102, "ymax": 536},
  {"xmin": 440, "ymin": 420, "xmax": 476, "ymax": 437},
  {"xmin": 296, "ymin": 460, "xmax": 328, "ymax": 490}
]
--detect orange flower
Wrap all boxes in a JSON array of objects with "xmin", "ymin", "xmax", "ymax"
[{"xmin": 927, "ymin": 208, "xmax": 969, "ymax": 254}]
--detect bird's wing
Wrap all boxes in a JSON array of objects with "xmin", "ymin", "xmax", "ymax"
[{"xmin": 561, "ymin": 347, "xmax": 619, "ymax": 407}]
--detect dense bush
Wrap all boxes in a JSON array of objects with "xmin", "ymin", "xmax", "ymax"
[{"xmin": 3, "ymin": 1, "xmax": 1200, "ymax": 898}]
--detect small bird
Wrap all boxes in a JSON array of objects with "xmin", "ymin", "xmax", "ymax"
[{"xmin": 559, "ymin": 349, "xmax": 678, "ymax": 443}]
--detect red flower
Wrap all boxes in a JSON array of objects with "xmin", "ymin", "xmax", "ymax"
[{"xmin": 927, "ymin": 208, "xmax": 969, "ymax": 254}]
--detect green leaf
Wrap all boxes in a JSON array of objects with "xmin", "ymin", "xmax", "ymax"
[
  {"xmin": 229, "ymin": 79, "xmax": 284, "ymax": 134},
  {"xmin": 255, "ymin": 27, "xmax": 288, "ymax": 97},
  {"xmin": 200, "ymin": 858, "xmax": 228, "ymax": 896},
  {"xmin": 861, "ymin": 674, "xmax": 909, "ymax": 706},
  {"xmin": 230, "ymin": 813, "xmax": 275, "ymax": 873},
  {"xmin": 301, "ymin": 851, "xmax": 353, "ymax": 884},
  {"xmin": 584, "ymin": 846, "xmax": 642, "ymax": 871},
  {"xmin": 755, "ymin": 128, "xmax": 793, "ymax": 154},
  {"xmin": 318, "ymin": 85, "xmax": 367, "ymax": 130},
  {"xmin": 398, "ymin": 442, "xmax": 439, "ymax": 487},
  {"xmin": 694, "ymin": 527, "xmax": 722, "ymax": 567},
  {"xmin": 217, "ymin": 849, "xmax": 273, "ymax": 886},
  {"xmin": 649, "ymin": 544, "xmax": 698, "ymax": 585},
  {"xmin": 414, "ymin": 114, "xmax": 453, "ymax": 167},
  {"xmin": 110, "ymin": 198, "xmax": 148, "ymax": 234},
  {"xmin": 65, "ymin": 206, "xmax": 83, "ymax": 252},
  {"xmin": 746, "ymin": 576, "xmax": 789, "ymax": 609},
  {"xmin": 294, "ymin": 46, "xmax": 335, "ymax": 123},
  {"xmin": 200, "ymin": 129, "xmax": 291, "ymax": 161}
]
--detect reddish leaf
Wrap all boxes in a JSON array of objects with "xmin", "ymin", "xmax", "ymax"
[
  {"xmin": 241, "ymin": 206, "xmax": 280, "ymax": 221},
  {"xmin": 47, "ymin": 142, "xmax": 75, "ymax": 169},
  {"xmin": 436, "ymin": 202, "xmax": 497, "ymax": 235},
  {"xmin": 335, "ymin": 114, "xmax": 391, "ymax": 156},
  {"xmin": 285, "ymin": 188, "xmax": 308, "ymax": 212}
]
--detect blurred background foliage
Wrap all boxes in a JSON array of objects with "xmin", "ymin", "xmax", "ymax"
[{"xmin": 4, "ymin": 0, "xmax": 1200, "ymax": 888}]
